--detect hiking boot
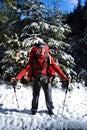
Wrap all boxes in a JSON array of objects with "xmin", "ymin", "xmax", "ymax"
[
  {"xmin": 31, "ymin": 110, "xmax": 37, "ymax": 115},
  {"xmin": 48, "ymin": 110, "xmax": 54, "ymax": 115}
]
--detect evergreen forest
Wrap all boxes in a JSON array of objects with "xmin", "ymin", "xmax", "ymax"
[{"xmin": 0, "ymin": 0, "xmax": 87, "ymax": 86}]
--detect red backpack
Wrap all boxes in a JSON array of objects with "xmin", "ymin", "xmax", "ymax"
[
  {"xmin": 28, "ymin": 43, "xmax": 55, "ymax": 80},
  {"xmin": 16, "ymin": 43, "xmax": 55, "ymax": 80},
  {"xmin": 29, "ymin": 43, "xmax": 49, "ymax": 59}
]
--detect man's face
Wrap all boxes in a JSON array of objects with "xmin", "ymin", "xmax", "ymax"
[{"xmin": 37, "ymin": 47, "xmax": 45, "ymax": 55}]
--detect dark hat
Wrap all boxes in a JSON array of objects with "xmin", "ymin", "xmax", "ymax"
[{"xmin": 37, "ymin": 42, "xmax": 45, "ymax": 48}]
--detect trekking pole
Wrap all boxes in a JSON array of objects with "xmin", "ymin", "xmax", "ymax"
[
  {"xmin": 12, "ymin": 82, "xmax": 25, "ymax": 130},
  {"xmin": 61, "ymin": 81, "xmax": 69, "ymax": 120},
  {"xmin": 13, "ymin": 82, "xmax": 20, "ymax": 111}
]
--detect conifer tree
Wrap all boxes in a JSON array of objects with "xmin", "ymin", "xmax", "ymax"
[
  {"xmin": 0, "ymin": 0, "xmax": 76, "ymax": 83},
  {"xmin": 67, "ymin": 0, "xmax": 84, "ymax": 37}
]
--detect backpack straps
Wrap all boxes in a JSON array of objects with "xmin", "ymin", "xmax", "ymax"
[{"xmin": 30, "ymin": 52, "xmax": 50, "ymax": 78}]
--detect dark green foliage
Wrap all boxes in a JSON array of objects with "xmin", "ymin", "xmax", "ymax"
[
  {"xmin": 67, "ymin": 0, "xmax": 87, "ymax": 37},
  {"xmin": 0, "ymin": 0, "xmax": 81, "ymax": 85}
]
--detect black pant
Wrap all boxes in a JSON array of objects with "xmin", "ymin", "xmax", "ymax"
[{"xmin": 31, "ymin": 74, "xmax": 54, "ymax": 111}]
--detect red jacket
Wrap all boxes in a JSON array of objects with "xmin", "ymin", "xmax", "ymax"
[{"xmin": 16, "ymin": 54, "xmax": 68, "ymax": 81}]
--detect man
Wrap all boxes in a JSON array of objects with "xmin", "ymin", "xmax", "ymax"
[{"xmin": 11, "ymin": 42, "xmax": 71, "ymax": 115}]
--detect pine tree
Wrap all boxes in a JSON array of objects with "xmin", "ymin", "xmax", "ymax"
[
  {"xmin": 83, "ymin": 0, "xmax": 87, "ymax": 35},
  {"xmin": 67, "ymin": 0, "xmax": 84, "ymax": 37},
  {"xmin": 0, "ymin": 0, "xmax": 76, "ymax": 83}
]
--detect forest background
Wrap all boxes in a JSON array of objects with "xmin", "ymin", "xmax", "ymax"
[{"xmin": 0, "ymin": 0, "xmax": 87, "ymax": 86}]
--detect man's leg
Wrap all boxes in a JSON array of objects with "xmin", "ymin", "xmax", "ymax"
[
  {"xmin": 42, "ymin": 80, "xmax": 54, "ymax": 115},
  {"xmin": 31, "ymin": 79, "xmax": 41, "ymax": 115}
]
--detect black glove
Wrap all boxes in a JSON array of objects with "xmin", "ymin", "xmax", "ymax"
[
  {"xmin": 62, "ymin": 80, "xmax": 69, "ymax": 89},
  {"xmin": 65, "ymin": 80, "xmax": 69, "ymax": 89}
]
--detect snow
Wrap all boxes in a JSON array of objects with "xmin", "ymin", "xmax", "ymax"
[
  {"xmin": 30, "ymin": 22, "xmax": 40, "ymax": 29},
  {"xmin": 0, "ymin": 80, "xmax": 87, "ymax": 130},
  {"xmin": 22, "ymin": 37, "xmax": 44, "ymax": 47}
]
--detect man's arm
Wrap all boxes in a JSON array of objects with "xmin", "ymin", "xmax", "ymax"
[
  {"xmin": 15, "ymin": 62, "xmax": 30, "ymax": 80},
  {"xmin": 50, "ymin": 57, "xmax": 68, "ymax": 80}
]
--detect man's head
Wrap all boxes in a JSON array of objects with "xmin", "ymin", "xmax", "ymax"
[
  {"xmin": 37, "ymin": 42, "xmax": 45, "ymax": 48},
  {"xmin": 36, "ymin": 42, "xmax": 45, "ymax": 56}
]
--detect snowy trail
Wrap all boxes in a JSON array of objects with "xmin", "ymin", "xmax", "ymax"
[{"xmin": 0, "ymin": 81, "xmax": 87, "ymax": 130}]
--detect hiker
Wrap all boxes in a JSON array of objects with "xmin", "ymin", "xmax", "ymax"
[{"xmin": 10, "ymin": 42, "xmax": 71, "ymax": 115}]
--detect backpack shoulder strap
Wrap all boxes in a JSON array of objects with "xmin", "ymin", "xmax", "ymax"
[{"xmin": 44, "ymin": 52, "xmax": 49, "ymax": 62}]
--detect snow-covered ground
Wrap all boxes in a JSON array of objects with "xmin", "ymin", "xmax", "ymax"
[{"xmin": 0, "ymin": 80, "xmax": 87, "ymax": 130}]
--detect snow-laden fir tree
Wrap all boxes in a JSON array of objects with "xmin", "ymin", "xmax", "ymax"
[{"xmin": 0, "ymin": 0, "xmax": 77, "ymax": 85}]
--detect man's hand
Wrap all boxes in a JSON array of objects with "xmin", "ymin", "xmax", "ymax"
[
  {"xmin": 67, "ymin": 78, "xmax": 72, "ymax": 83},
  {"xmin": 62, "ymin": 78, "xmax": 71, "ymax": 89},
  {"xmin": 10, "ymin": 77, "xmax": 16, "ymax": 83}
]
